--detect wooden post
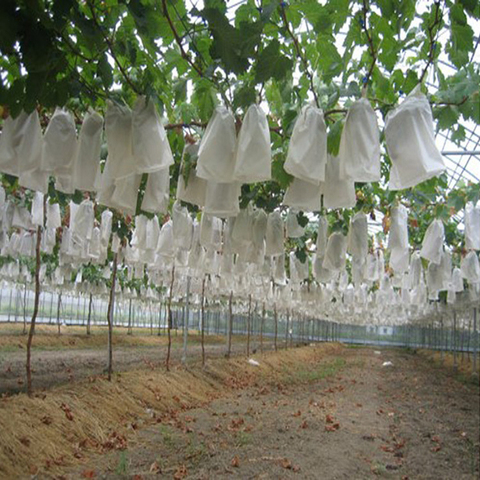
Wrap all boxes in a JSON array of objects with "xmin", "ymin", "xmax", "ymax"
[
  {"xmin": 56, "ymin": 293, "xmax": 62, "ymax": 335},
  {"xmin": 22, "ymin": 282, "xmax": 27, "ymax": 335},
  {"xmin": 473, "ymin": 307, "xmax": 478, "ymax": 378},
  {"xmin": 226, "ymin": 291, "xmax": 233, "ymax": 359},
  {"xmin": 182, "ymin": 276, "xmax": 191, "ymax": 365},
  {"xmin": 453, "ymin": 310, "xmax": 458, "ymax": 372},
  {"xmin": 260, "ymin": 302, "xmax": 265, "ymax": 353},
  {"xmin": 106, "ymin": 253, "xmax": 118, "ymax": 381},
  {"xmin": 247, "ymin": 294, "xmax": 252, "ymax": 357},
  {"xmin": 26, "ymin": 224, "xmax": 43, "ymax": 397},
  {"xmin": 285, "ymin": 309, "xmax": 289, "ymax": 349},
  {"xmin": 274, "ymin": 303, "xmax": 278, "ymax": 352},
  {"xmin": 127, "ymin": 297, "xmax": 133, "ymax": 335},
  {"xmin": 87, "ymin": 293, "xmax": 93, "ymax": 335},
  {"xmin": 166, "ymin": 267, "xmax": 175, "ymax": 372},
  {"xmin": 201, "ymin": 276, "xmax": 206, "ymax": 367}
]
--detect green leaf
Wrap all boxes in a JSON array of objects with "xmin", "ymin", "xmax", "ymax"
[
  {"xmin": 97, "ymin": 54, "xmax": 113, "ymax": 89},
  {"xmin": 255, "ymin": 39, "xmax": 293, "ymax": 84},
  {"xmin": 327, "ymin": 120, "xmax": 343, "ymax": 156}
]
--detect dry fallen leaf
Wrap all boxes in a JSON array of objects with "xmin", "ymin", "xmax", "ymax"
[
  {"xmin": 149, "ymin": 461, "xmax": 161, "ymax": 474},
  {"xmin": 231, "ymin": 456, "xmax": 240, "ymax": 468},
  {"xmin": 81, "ymin": 469, "xmax": 96, "ymax": 479},
  {"xmin": 173, "ymin": 465, "xmax": 187, "ymax": 479}
]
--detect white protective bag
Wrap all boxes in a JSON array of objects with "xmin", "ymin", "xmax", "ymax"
[
  {"xmin": 12, "ymin": 111, "xmax": 44, "ymax": 175},
  {"xmin": 316, "ymin": 216, "xmax": 329, "ymax": 256},
  {"xmin": 450, "ymin": 267, "xmax": 464, "ymax": 292},
  {"xmin": 145, "ymin": 217, "xmax": 160, "ymax": 251},
  {"xmin": 461, "ymin": 251, "xmax": 480, "ymax": 284},
  {"xmin": 347, "ymin": 212, "xmax": 368, "ymax": 261},
  {"xmin": 100, "ymin": 209, "xmax": 113, "ymax": 247},
  {"xmin": 284, "ymin": 105, "xmax": 327, "ymax": 185},
  {"xmin": 46, "ymin": 202, "xmax": 62, "ymax": 229},
  {"xmin": 408, "ymin": 251, "xmax": 424, "ymax": 288},
  {"xmin": 233, "ymin": 104, "xmax": 271, "ymax": 183},
  {"xmin": 265, "ymin": 211, "xmax": 284, "ymax": 256},
  {"xmin": 321, "ymin": 155, "xmax": 356, "ymax": 209},
  {"xmin": 286, "ymin": 210, "xmax": 305, "ymax": 238},
  {"xmin": 465, "ymin": 202, "xmax": 480, "ymax": 251},
  {"xmin": 313, "ymin": 254, "xmax": 334, "ymax": 283},
  {"xmin": 176, "ymin": 143, "xmax": 207, "ymax": 207},
  {"xmin": 141, "ymin": 168, "xmax": 170, "ymax": 214},
  {"xmin": 204, "ymin": 181, "xmax": 240, "ymax": 218},
  {"xmin": 289, "ymin": 251, "xmax": 309, "ymax": 283},
  {"xmin": 388, "ymin": 205, "xmax": 409, "ymax": 251},
  {"xmin": 338, "ymin": 98, "xmax": 380, "ymax": 182},
  {"xmin": 283, "ymin": 176, "xmax": 322, "ymax": 212},
  {"xmin": 12, "ymin": 205, "xmax": 33, "ymax": 230},
  {"xmin": 111, "ymin": 174, "xmax": 142, "ymax": 215},
  {"xmin": 232, "ymin": 204, "xmax": 254, "ymax": 244},
  {"xmin": 420, "ymin": 219, "xmax": 444, "ymax": 265},
  {"xmin": 0, "ymin": 116, "xmax": 18, "ymax": 176},
  {"xmin": 252, "ymin": 208, "xmax": 268, "ymax": 248},
  {"xmin": 131, "ymin": 215, "xmax": 148, "ymax": 251},
  {"xmin": 196, "ymin": 106, "xmax": 237, "ymax": 182},
  {"xmin": 322, "ymin": 232, "xmax": 347, "ymax": 271},
  {"xmin": 385, "ymin": 85, "xmax": 445, "ymax": 190},
  {"xmin": 156, "ymin": 220, "xmax": 175, "ymax": 258},
  {"xmin": 132, "ymin": 96, "xmax": 174, "ymax": 174},
  {"xmin": 42, "ymin": 108, "xmax": 77, "ymax": 177},
  {"xmin": 71, "ymin": 200, "xmax": 94, "ymax": 246},
  {"xmin": 199, "ymin": 213, "xmax": 222, "ymax": 250},
  {"xmin": 104, "ymin": 101, "xmax": 135, "ymax": 180},
  {"xmin": 172, "ymin": 201, "xmax": 193, "ymax": 251},
  {"xmin": 31, "ymin": 192, "xmax": 44, "ymax": 227},
  {"xmin": 73, "ymin": 109, "xmax": 103, "ymax": 192}
]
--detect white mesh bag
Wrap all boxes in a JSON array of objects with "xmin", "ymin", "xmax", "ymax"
[
  {"xmin": 461, "ymin": 251, "xmax": 480, "ymax": 284},
  {"xmin": 233, "ymin": 104, "xmax": 271, "ymax": 183},
  {"xmin": 321, "ymin": 155, "xmax": 356, "ymax": 209},
  {"xmin": 156, "ymin": 220, "xmax": 175, "ymax": 257},
  {"xmin": 232, "ymin": 204, "xmax": 254, "ymax": 243},
  {"xmin": 385, "ymin": 85, "xmax": 445, "ymax": 190},
  {"xmin": 347, "ymin": 212, "xmax": 368, "ymax": 260},
  {"xmin": 141, "ymin": 168, "xmax": 169, "ymax": 215},
  {"xmin": 265, "ymin": 211, "xmax": 284, "ymax": 256},
  {"xmin": 284, "ymin": 105, "xmax": 327, "ymax": 185},
  {"xmin": 104, "ymin": 102, "xmax": 135, "ymax": 180},
  {"xmin": 132, "ymin": 96, "xmax": 174, "ymax": 174},
  {"xmin": 71, "ymin": 200, "xmax": 94, "ymax": 246},
  {"xmin": 316, "ymin": 216, "xmax": 329, "ymax": 256},
  {"xmin": 451, "ymin": 267, "xmax": 464, "ymax": 292},
  {"xmin": 196, "ymin": 106, "xmax": 237, "ymax": 182},
  {"xmin": 0, "ymin": 116, "xmax": 18, "ymax": 175},
  {"xmin": 286, "ymin": 210, "xmax": 305, "ymax": 238},
  {"xmin": 420, "ymin": 219, "xmax": 444, "ymax": 265},
  {"xmin": 204, "ymin": 181, "xmax": 240, "ymax": 218},
  {"xmin": 46, "ymin": 202, "xmax": 61, "ymax": 229},
  {"xmin": 465, "ymin": 202, "xmax": 480, "ymax": 251},
  {"xmin": 283, "ymin": 177, "xmax": 322, "ymax": 212},
  {"xmin": 100, "ymin": 209, "xmax": 113, "ymax": 247},
  {"xmin": 252, "ymin": 209, "xmax": 268, "ymax": 247},
  {"xmin": 322, "ymin": 232, "xmax": 347, "ymax": 271},
  {"xmin": 172, "ymin": 201, "xmax": 193, "ymax": 251},
  {"xmin": 176, "ymin": 143, "xmax": 207, "ymax": 207},
  {"xmin": 42, "ymin": 108, "xmax": 77, "ymax": 177},
  {"xmin": 388, "ymin": 205, "xmax": 409, "ymax": 251},
  {"xmin": 31, "ymin": 192, "xmax": 44, "ymax": 227},
  {"xmin": 313, "ymin": 254, "xmax": 334, "ymax": 283},
  {"xmin": 110, "ymin": 174, "xmax": 142, "ymax": 215},
  {"xmin": 338, "ymin": 98, "xmax": 380, "ymax": 182},
  {"xmin": 73, "ymin": 109, "xmax": 103, "ymax": 192}
]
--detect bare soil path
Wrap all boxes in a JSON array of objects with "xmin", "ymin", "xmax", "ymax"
[{"xmin": 63, "ymin": 347, "xmax": 480, "ymax": 480}]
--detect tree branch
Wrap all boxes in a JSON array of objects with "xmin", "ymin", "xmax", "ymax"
[
  {"xmin": 361, "ymin": 0, "xmax": 377, "ymax": 86},
  {"xmin": 419, "ymin": 1, "xmax": 442, "ymax": 83},
  {"xmin": 87, "ymin": 0, "xmax": 141, "ymax": 95},
  {"xmin": 279, "ymin": 4, "xmax": 320, "ymax": 108}
]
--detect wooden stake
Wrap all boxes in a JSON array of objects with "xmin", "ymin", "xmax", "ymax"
[
  {"xmin": 106, "ymin": 252, "xmax": 118, "ymax": 381},
  {"xmin": 26, "ymin": 224, "xmax": 43, "ymax": 397},
  {"xmin": 166, "ymin": 267, "xmax": 175, "ymax": 371}
]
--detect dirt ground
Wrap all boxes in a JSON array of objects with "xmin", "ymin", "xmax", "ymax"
[
  {"xmin": 0, "ymin": 324, "xmax": 276, "ymax": 394},
  {"xmin": 60, "ymin": 347, "xmax": 479, "ymax": 480}
]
